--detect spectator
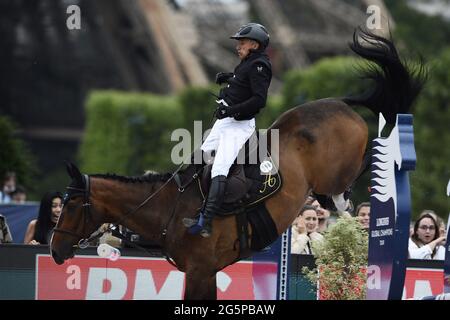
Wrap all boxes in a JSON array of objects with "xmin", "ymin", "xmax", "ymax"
[
  {"xmin": 10, "ymin": 185, "xmax": 27, "ymax": 204},
  {"xmin": 355, "ymin": 202, "xmax": 370, "ymax": 231},
  {"xmin": 409, "ymin": 213, "xmax": 446, "ymax": 260},
  {"xmin": 0, "ymin": 214, "xmax": 13, "ymax": 243},
  {"xmin": 304, "ymin": 193, "xmax": 315, "ymax": 206},
  {"xmin": 419, "ymin": 209, "xmax": 446, "ymax": 237},
  {"xmin": 24, "ymin": 191, "xmax": 63, "ymax": 245},
  {"xmin": 436, "ymin": 216, "xmax": 446, "ymax": 238},
  {"xmin": 0, "ymin": 171, "xmax": 16, "ymax": 204},
  {"xmin": 311, "ymin": 199, "xmax": 331, "ymax": 234},
  {"xmin": 419, "ymin": 209, "xmax": 437, "ymax": 219},
  {"xmin": 291, "ymin": 205, "xmax": 324, "ymax": 255}
]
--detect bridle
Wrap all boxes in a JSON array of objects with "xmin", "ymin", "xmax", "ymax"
[
  {"xmin": 52, "ymin": 162, "xmax": 201, "ymax": 250},
  {"xmin": 53, "ymin": 174, "xmax": 95, "ymax": 248}
]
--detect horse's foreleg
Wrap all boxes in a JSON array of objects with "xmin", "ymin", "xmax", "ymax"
[{"xmin": 184, "ymin": 269, "xmax": 217, "ymax": 300}]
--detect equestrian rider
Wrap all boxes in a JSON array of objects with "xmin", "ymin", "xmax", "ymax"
[{"xmin": 183, "ymin": 23, "xmax": 272, "ymax": 237}]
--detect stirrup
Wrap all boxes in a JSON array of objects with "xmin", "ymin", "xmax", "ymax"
[
  {"xmin": 182, "ymin": 206, "xmax": 204, "ymax": 228},
  {"xmin": 187, "ymin": 214, "xmax": 205, "ymax": 235}
]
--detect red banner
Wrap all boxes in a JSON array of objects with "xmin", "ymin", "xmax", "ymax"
[
  {"xmin": 36, "ymin": 254, "xmax": 276, "ymax": 300},
  {"xmin": 316, "ymin": 266, "xmax": 444, "ymax": 300},
  {"xmin": 403, "ymin": 268, "xmax": 444, "ymax": 299}
]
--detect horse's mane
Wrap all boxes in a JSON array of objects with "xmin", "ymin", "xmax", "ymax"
[{"xmin": 91, "ymin": 172, "xmax": 172, "ymax": 184}]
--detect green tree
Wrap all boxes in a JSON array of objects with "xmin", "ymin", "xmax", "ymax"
[
  {"xmin": 0, "ymin": 116, "xmax": 36, "ymax": 190},
  {"xmin": 410, "ymin": 47, "xmax": 450, "ymax": 219},
  {"xmin": 178, "ymin": 85, "xmax": 219, "ymax": 151},
  {"xmin": 384, "ymin": 0, "xmax": 450, "ymax": 59},
  {"xmin": 281, "ymin": 56, "xmax": 378, "ymax": 136},
  {"xmin": 257, "ymin": 94, "xmax": 284, "ymax": 130},
  {"xmin": 282, "ymin": 57, "xmax": 366, "ymax": 109},
  {"xmin": 79, "ymin": 90, "xmax": 182, "ymax": 175}
]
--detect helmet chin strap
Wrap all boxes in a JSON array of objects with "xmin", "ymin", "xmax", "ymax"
[{"xmin": 249, "ymin": 47, "xmax": 264, "ymax": 53}]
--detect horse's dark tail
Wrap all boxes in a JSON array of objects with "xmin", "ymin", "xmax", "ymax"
[{"xmin": 342, "ymin": 28, "xmax": 427, "ymax": 124}]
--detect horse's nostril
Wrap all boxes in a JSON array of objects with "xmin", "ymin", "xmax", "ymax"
[{"xmin": 51, "ymin": 250, "xmax": 64, "ymax": 265}]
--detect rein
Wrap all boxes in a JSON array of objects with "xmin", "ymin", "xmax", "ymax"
[
  {"xmin": 99, "ymin": 163, "xmax": 201, "ymax": 243},
  {"xmin": 81, "ymin": 164, "xmax": 186, "ymax": 247},
  {"xmin": 54, "ymin": 159, "xmax": 203, "ymax": 268}
]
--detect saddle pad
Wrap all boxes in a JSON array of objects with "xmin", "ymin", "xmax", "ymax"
[
  {"xmin": 246, "ymin": 203, "xmax": 279, "ymax": 251},
  {"xmin": 209, "ymin": 158, "xmax": 282, "ymax": 215},
  {"xmin": 242, "ymin": 160, "xmax": 282, "ymax": 207}
]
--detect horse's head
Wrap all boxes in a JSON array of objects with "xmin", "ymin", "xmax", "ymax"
[{"xmin": 50, "ymin": 162, "xmax": 103, "ymax": 265}]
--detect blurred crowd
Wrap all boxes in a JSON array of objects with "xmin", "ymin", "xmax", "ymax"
[
  {"xmin": 0, "ymin": 171, "xmax": 27, "ymax": 204},
  {"xmin": 290, "ymin": 192, "xmax": 447, "ymax": 261},
  {"xmin": 0, "ymin": 170, "xmax": 121, "ymax": 247}
]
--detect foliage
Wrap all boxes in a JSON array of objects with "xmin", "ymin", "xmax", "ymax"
[
  {"xmin": 79, "ymin": 90, "xmax": 182, "ymax": 175},
  {"xmin": 410, "ymin": 47, "xmax": 450, "ymax": 219},
  {"xmin": 303, "ymin": 217, "xmax": 369, "ymax": 300},
  {"xmin": 0, "ymin": 116, "xmax": 36, "ymax": 190},
  {"xmin": 384, "ymin": 0, "xmax": 450, "ymax": 59},
  {"xmin": 282, "ymin": 57, "xmax": 365, "ymax": 109},
  {"xmin": 257, "ymin": 94, "xmax": 284, "ymax": 129},
  {"xmin": 178, "ymin": 85, "xmax": 219, "ymax": 150},
  {"xmin": 281, "ymin": 56, "xmax": 378, "ymax": 135},
  {"xmin": 383, "ymin": 0, "xmax": 450, "ymax": 185}
]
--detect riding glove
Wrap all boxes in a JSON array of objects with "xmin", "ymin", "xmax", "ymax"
[
  {"xmin": 215, "ymin": 104, "xmax": 239, "ymax": 119},
  {"xmin": 215, "ymin": 72, "xmax": 233, "ymax": 85}
]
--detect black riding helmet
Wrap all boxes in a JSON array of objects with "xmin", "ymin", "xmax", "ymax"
[{"xmin": 230, "ymin": 23, "xmax": 270, "ymax": 49}]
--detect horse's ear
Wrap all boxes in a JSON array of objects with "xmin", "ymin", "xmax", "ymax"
[
  {"xmin": 65, "ymin": 161, "xmax": 83, "ymax": 185},
  {"xmin": 65, "ymin": 161, "xmax": 75, "ymax": 178}
]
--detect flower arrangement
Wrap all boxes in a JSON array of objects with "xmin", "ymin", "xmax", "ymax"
[{"xmin": 303, "ymin": 216, "xmax": 369, "ymax": 300}]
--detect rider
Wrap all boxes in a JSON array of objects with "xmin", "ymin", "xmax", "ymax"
[{"xmin": 183, "ymin": 22, "xmax": 272, "ymax": 237}]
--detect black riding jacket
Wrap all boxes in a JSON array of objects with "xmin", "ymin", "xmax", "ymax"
[{"xmin": 220, "ymin": 49, "xmax": 272, "ymax": 120}]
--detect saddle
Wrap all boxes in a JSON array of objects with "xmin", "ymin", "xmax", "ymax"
[
  {"xmin": 175, "ymin": 132, "xmax": 282, "ymax": 257},
  {"xmin": 197, "ymin": 132, "xmax": 282, "ymax": 216}
]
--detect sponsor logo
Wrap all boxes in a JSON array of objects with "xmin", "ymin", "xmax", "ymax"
[{"xmin": 36, "ymin": 255, "xmax": 276, "ymax": 300}]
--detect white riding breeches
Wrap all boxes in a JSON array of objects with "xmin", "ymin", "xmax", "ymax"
[{"xmin": 201, "ymin": 117, "xmax": 255, "ymax": 178}]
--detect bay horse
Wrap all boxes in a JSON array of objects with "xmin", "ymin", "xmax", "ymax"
[{"xmin": 50, "ymin": 29, "xmax": 426, "ymax": 299}]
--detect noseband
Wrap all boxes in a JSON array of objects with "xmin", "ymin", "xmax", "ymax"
[{"xmin": 53, "ymin": 174, "xmax": 94, "ymax": 248}]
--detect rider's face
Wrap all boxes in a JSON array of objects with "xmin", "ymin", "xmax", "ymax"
[{"xmin": 236, "ymin": 39, "xmax": 259, "ymax": 60}]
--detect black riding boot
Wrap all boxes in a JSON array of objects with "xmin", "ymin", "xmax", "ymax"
[{"xmin": 183, "ymin": 175, "xmax": 227, "ymax": 237}]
